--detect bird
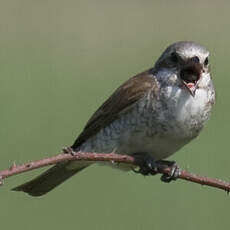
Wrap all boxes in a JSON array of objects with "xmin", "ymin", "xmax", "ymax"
[{"xmin": 12, "ymin": 41, "xmax": 215, "ymax": 196}]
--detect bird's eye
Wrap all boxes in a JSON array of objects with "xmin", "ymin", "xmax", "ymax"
[
  {"xmin": 204, "ymin": 57, "xmax": 209, "ymax": 66},
  {"xmin": 191, "ymin": 56, "xmax": 200, "ymax": 64},
  {"xmin": 170, "ymin": 52, "xmax": 179, "ymax": 63}
]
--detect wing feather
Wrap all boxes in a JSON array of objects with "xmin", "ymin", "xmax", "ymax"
[{"xmin": 72, "ymin": 69, "xmax": 158, "ymax": 149}]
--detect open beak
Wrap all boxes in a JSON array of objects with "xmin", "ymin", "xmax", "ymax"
[
  {"xmin": 183, "ymin": 81, "xmax": 198, "ymax": 97},
  {"xmin": 180, "ymin": 61, "xmax": 203, "ymax": 97}
]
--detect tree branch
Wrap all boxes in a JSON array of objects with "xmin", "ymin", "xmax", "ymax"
[{"xmin": 0, "ymin": 149, "xmax": 229, "ymax": 193}]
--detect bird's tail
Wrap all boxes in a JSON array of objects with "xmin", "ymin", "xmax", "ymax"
[{"xmin": 12, "ymin": 162, "xmax": 89, "ymax": 196}]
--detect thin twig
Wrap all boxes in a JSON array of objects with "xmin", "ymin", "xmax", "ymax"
[{"xmin": 0, "ymin": 150, "xmax": 229, "ymax": 193}]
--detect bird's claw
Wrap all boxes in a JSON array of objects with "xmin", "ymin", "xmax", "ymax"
[
  {"xmin": 132, "ymin": 154, "xmax": 180, "ymax": 182},
  {"xmin": 159, "ymin": 161, "xmax": 181, "ymax": 183},
  {"xmin": 132, "ymin": 153, "xmax": 159, "ymax": 176},
  {"xmin": 62, "ymin": 146, "xmax": 76, "ymax": 156}
]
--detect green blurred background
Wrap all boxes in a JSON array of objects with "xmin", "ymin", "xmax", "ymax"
[{"xmin": 0, "ymin": 0, "xmax": 229, "ymax": 229}]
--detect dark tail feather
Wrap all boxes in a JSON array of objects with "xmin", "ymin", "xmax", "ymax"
[{"xmin": 12, "ymin": 162, "xmax": 89, "ymax": 196}]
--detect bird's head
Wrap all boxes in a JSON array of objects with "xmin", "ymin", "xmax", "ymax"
[{"xmin": 154, "ymin": 41, "xmax": 210, "ymax": 96}]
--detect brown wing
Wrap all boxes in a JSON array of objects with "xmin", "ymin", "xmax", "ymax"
[{"xmin": 72, "ymin": 68, "xmax": 159, "ymax": 149}]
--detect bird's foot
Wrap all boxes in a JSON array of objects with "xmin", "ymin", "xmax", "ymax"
[
  {"xmin": 156, "ymin": 160, "xmax": 181, "ymax": 183},
  {"xmin": 132, "ymin": 153, "xmax": 159, "ymax": 176},
  {"xmin": 62, "ymin": 146, "xmax": 76, "ymax": 156},
  {"xmin": 132, "ymin": 154, "xmax": 180, "ymax": 182}
]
